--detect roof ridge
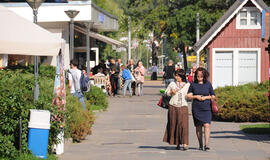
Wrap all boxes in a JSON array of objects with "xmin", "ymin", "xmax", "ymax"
[{"xmin": 193, "ymin": 0, "xmax": 269, "ymax": 52}]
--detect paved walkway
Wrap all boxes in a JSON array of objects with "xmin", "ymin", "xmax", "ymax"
[{"xmin": 60, "ymin": 81, "xmax": 270, "ymax": 160}]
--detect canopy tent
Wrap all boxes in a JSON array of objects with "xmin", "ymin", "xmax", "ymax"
[
  {"xmin": 0, "ymin": 5, "xmax": 62, "ymax": 56},
  {"xmin": 74, "ymin": 25, "xmax": 127, "ymax": 48}
]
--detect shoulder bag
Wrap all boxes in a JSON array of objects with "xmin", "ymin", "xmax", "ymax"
[
  {"xmin": 157, "ymin": 94, "xmax": 172, "ymax": 109},
  {"xmin": 211, "ymin": 98, "xmax": 219, "ymax": 113}
]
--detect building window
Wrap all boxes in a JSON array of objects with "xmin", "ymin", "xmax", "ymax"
[
  {"xmin": 236, "ymin": 7, "xmax": 261, "ymax": 29},
  {"xmin": 240, "ymin": 11, "xmax": 248, "ymax": 25}
]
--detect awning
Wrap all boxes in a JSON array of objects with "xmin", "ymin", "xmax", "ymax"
[
  {"xmin": 0, "ymin": 5, "xmax": 62, "ymax": 56},
  {"xmin": 74, "ymin": 25, "xmax": 127, "ymax": 48}
]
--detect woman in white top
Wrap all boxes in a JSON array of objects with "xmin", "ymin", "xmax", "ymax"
[{"xmin": 163, "ymin": 69, "xmax": 190, "ymax": 150}]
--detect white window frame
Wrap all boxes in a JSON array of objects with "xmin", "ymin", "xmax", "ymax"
[
  {"xmin": 236, "ymin": 7, "xmax": 261, "ymax": 29},
  {"xmin": 212, "ymin": 48, "xmax": 261, "ymax": 88}
]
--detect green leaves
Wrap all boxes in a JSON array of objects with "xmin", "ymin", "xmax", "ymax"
[
  {"xmin": 214, "ymin": 81, "xmax": 269, "ymax": 122},
  {"xmin": 0, "ymin": 65, "xmax": 63, "ymax": 158},
  {"xmin": 121, "ymin": 0, "xmax": 234, "ymax": 49}
]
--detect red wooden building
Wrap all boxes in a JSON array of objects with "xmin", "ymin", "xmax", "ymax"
[{"xmin": 193, "ymin": 0, "xmax": 270, "ymax": 88}]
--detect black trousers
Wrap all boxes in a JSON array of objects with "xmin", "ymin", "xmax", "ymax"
[
  {"xmin": 110, "ymin": 76, "xmax": 119, "ymax": 96},
  {"xmin": 151, "ymin": 72, "xmax": 157, "ymax": 80}
]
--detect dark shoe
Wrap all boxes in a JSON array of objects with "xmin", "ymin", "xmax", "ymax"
[
  {"xmin": 176, "ymin": 145, "xmax": 180, "ymax": 150},
  {"xmin": 199, "ymin": 146, "xmax": 203, "ymax": 150},
  {"xmin": 204, "ymin": 146, "xmax": 210, "ymax": 151}
]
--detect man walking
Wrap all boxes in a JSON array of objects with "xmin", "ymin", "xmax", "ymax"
[
  {"xmin": 163, "ymin": 60, "xmax": 175, "ymax": 88},
  {"xmin": 68, "ymin": 60, "xmax": 87, "ymax": 110},
  {"xmin": 116, "ymin": 58, "xmax": 123, "ymax": 95},
  {"xmin": 151, "ymin": 63, "xmax": 158, "ymax": 80},
  {"xmin": 109, "ymin": 58, "xmax": 120, "ymax": 96}
]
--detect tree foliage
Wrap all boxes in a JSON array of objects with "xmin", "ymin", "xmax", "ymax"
[{"xmin": 122, "ymin": 0, "xmax": 237, "ymax": 48}]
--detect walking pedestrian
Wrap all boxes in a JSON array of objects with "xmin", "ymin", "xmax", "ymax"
[
  {"xmin": 109, "ymin": 58, "xmax": 119, "ymax": 97},
  {"xmin": 163, "ymin": 69, "xmax": 190, "ymax": 150},
  {"xmin": 121, "ymin": 65, "xmax": 133, "ymax": 97},
  {"xmin": 187, "ymin": 67, "xmax": 215, "ymax": 151},
  {"xmin": 68, "ymin": 60, "xmax": 87, "ymax": 110},
  {"xmin": 163, "ymin": 60, "xmax": 175, "ymax": 88},
  {"xmin": 134, "ymin": 61, "xmax": 145, "ymax": 96},
  {"xmin": 127, "ymin": 59, "xmax": 137, "ymax": 95},
  {"xmin": 151, "ymin": 63, "xmax": 158, "ymax": 80},
  {"xmin": 116, "ymin": 58, "xmax": 123, "ymax": 94}
]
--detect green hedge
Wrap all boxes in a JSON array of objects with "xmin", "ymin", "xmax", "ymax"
[
  {"xmin": 214, "ymin": 81, "xmax": 269, "ymax": 122},
  {"xmin": 0, "ymin": 68, "xmax": 62, "ymax": 159},
  {"xmin": 0, "ymin": 65, "xmax": 106, "ymax": 159},
  {"xmin": 84, "ymin": 86, "xmax": 108, "ymax": 111}
]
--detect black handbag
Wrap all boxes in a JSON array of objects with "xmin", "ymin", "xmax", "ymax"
[{"xmin": 157, "ymin": 94, "xmax": 172, "ymax": 109}]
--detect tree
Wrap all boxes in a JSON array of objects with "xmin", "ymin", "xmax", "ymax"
[{"xmin": 122, "ymin": 0, "xmax": 236, "ymax": 71}]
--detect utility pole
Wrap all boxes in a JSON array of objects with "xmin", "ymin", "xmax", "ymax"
[
  {"xmin": 85, "ymin": 22, "xmax": 91, "ymax": 77},
  {"xmin": 128, "ymin": 16, "xmax": 131, "ymax": 60},
  {"xmin": 196, "ymin": 13, "xmax": 200, "ymax": 66},
  {"xmin": 164, "ymin": 36, "xmax": 167, "ymax": 64}
]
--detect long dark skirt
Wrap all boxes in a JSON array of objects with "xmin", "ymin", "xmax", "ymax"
[{"xmin": 163, "ymin": 105, "xmax": 189, "ymax": 145}]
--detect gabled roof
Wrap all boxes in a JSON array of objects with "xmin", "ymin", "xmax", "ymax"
[{"xmin": 193, "ymin": 0, "xmax": 270, "ymax": 53}]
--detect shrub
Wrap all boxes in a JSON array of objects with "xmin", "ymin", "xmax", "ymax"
[
  {"xmin": 0, "ymin": 67, "xmax": 62, "ymax": 158},
  {"xmin": 0, "ymin": 154, "xmax": 58, "ymax": 160},
  {"xmin": 65, "ymin": 94, "xmax": 94, "ymax": 142},
  {"xmin": 214, "ymin": 81, "xmax": 269, "ymax": 122},
  {"xmin": 0, "ymin": 65, "xmax": 101, "ymax": 158},
  {"xmin": 84, "ymin": 86, "xmax": 108, "ymax": 111}
]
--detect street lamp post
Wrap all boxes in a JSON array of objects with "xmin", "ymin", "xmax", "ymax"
[
  {"xmin": 85, "ymin": 22, "xmax": 92, "ymax": 77},
  {"xmin": 26, "ymin": 0, "xmax": 45, "ymax": 101},
  {"xmin": 65, "ymin": 10, "xmax": 80, "ymax": 61}
]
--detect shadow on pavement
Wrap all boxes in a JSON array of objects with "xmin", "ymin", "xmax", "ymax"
[
  {"xmin": 138, "ymin": 146, "xmax": 202, "ymax": 151},
  {"xmin": 144, "ymin": 85, "xmax": 164, "ymax": 89},
  {"xmin": 143, "ymin": 93, "xmax": 160, "ymax": 96},
  {"xmin": 211, "ymin": 130, "xmax": 270, "ymax": 143}
]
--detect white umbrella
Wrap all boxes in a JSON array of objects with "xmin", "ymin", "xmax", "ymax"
[{"xmin": 0, "ymin": 5, "xmax": 61, "ymax": 56}]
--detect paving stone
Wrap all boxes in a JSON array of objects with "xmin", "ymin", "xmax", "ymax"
[{"xmin": 60, "ymin": 81, "xmax": 270, "ymax": 160}]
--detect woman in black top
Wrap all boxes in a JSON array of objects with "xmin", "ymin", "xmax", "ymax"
[
  {"xmin": 187, "ymin": 68, "xmax": 215, "ymax": 151},
  {"xmin": 163, "ymin": 60, "xmax": 175, "ymax": 88}
]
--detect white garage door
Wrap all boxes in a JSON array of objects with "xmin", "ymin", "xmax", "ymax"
[
  {"xmin": 238, "ymin": 51, "xmax": 258, "ymax": 85},
  {"xmin": 214, "ymin": 51, "xmax": 233, "ymax": 88}
]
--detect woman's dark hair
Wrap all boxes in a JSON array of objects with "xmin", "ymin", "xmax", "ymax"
[
  {"xmin": 194, "ymin": 67, "xmax": 209, "ymax": 83},
  {"xmin": 97, "ymin": 67, "xmax": 103, "ymax": 73},
  {"xmin": 175, "ymin": 69, "xmax": 186, "ymax": 82}
]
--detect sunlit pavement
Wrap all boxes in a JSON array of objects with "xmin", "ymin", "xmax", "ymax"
[{"xmin": 60, "ymin": 80, "xmax": 270, "ymax": 160}]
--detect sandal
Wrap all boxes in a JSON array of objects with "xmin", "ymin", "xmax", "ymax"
[{"xmin": 204, "ymin": 145, "xmax": 210, "ymax": 151}]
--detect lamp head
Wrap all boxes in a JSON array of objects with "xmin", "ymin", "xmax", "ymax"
[
  {"xmin": 26, "ymin": 0, "xmax": 45, "ymax": 10},
  {"xmin": 65, "ymin": 10, "xmax": 80, "ymax": 19}
]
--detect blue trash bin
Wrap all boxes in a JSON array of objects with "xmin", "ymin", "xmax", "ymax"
[{"xmin": 28, "ymin": 110, "xmax": 50, "ymax": 159}]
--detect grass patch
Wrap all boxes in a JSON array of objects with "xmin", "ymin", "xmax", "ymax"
[{"xmin": 240, "ymin": 123, "xmax": 270, "ymax": 134}]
